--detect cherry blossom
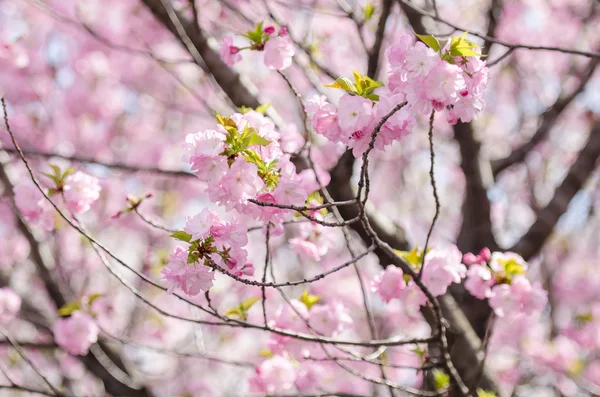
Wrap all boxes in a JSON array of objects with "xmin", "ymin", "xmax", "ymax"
[
  {"xmin": 0, "ymin": 287, "xmax": 21, "ymax": 324},
  {"xmin": 52, "ymin": 311, "xmax": 99, "ymax": 356}
]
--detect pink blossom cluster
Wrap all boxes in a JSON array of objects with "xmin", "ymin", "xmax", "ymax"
[
  {"xmin": 373, "ymin": 246, "xmax": 465, "ymax": 312},
  {"xmin": 373, "ymin": 247, "xmax": 547, "ymax": 319},
  {"xmin": 61, "ymin": 171, "xmax": 102, "ymax": 214},
  {"xmin": 306, "ymin": 89, "xmax": 416, "ymax": 157},
  {"xmin": 250, "ymin": 297, "xmax": 353, "ymax": 394},
  {"xmin": 464, "ymin": 250, "xmax": 548, "ymax": 317},
  {"xmin": 386, "ymin": 36, "xmax": 488, "ymax": 124},
  {"xmin": 220, "ymin": 24, "xmax": 295, "ymax": 71},
  {"xmin": 183, "ymin": 110, "xmax": 308, "ymax": 228},
  {"xmin": 13, "ymin": 180, "xmax": 55, "ymax": 230},
  {"xmin": 13, "ymin": 170, "xmax": 101, "ymax": 231},
  {"xmin": 288, "ymin": 201, "xmax": 336, "ymax": 262},
  {"xmin": 306, "ymin": 36, "xmax": 489, "ymax": 158},
  {"xmin": 52, "ymin": 311, "xmax": 99, "ymax": 356},
  {"xmin": 161, "ymin": 208, "xmax": 253, "ymax": 296}
]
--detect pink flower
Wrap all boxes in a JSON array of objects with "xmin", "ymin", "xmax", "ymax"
[
  {"xmin": 210, "ymin": 218, "xmax": 248, "ymax": 247},
  {"xmin": 373, "ymin": 265, "xmax": 406, "ymax": 303},
  {"xmin": 488, "ymin": 284, "xmax": 517, "ymax": 317},
  {"xmin": 374, "ymin": 90, "xmax": 415, "ymax": 145},
  {"xmin": 424, "ymin": 61, "xmax": 466, "ymax": 110},
  {"xmin": 0, "ymin": 287, "xmax": 21, "ymax": 324},
  {"xmin": 488, "ymin": 276, "xmax": 547, "ymax": 318},
  {"xmin": 289, "ymin": 238, "xmax": 321, "ymax": 261},
  {"xmin": 184, "ymin": 208, "xmax": 220, "ymax": 242},
  {"xmin": 337, "ymin": 94, "xmax": 373, "ymax": 133},
  {"xmin": 13, "ymin": 181, "xmax": 54, "ymax": 230},
  {"xmin": 248, "ymin": 355, "xmax": 297, "ymax": 394},
  {"xmin": 209, "ymin": 159, "xmax": 263, "ymax": 207},
  {"xmin": 179, "ymin": 265, "xmax": 215, "ymax": 296},
  {"xmin": 422, "ymin": 246, "xmax": 466, "ymax": 296},
  {"xmin": 63, "ymin": 171, "xmax": 101, "ymax": 214},
  {"xmin": 183, "ymin": 130, "xmax": 226, "ymax": 161},
  {"xmin": 305, "ymin": 95, "xmax": 343, "ymax": 143},
  {"xmin": 310, "ymin": 301, "xmax": 353, "ymax": 336},
  {"xmin": 386, "ymin": 35, "xmax": 412, "ymax": 68},
  {"xmin": 463, "ymin": 248, "xmax": 491, "ymax": 265},
  {"xmin": 53, "ymin": 311, "xmax": 99, "ymax": 356},
  {"xmin": 271, "ymin": 299, "xmax": 309, "ymax": 331},
  {"xmin": 273, "ymin": 179, "xmax": 307, "ymax": 206},
  {"xmin": 464, "ymin": 264, "xmax": 493, "ymax": 299},
  {"xmin": 219, "ymin": 36, "xmax": 241, "ymax": 66},
  {"xmin": 263, "ymin": 37, "xmax": 295, "ymax": 71},
  {"xmin": 295, "ymin": 363, "xmax": 322, "ymax": 393},
  {"xmin": 161, "ymin": 246, "xmax": 214, "ymax": 295},
  {"xmin": 263, "ymin": 25, "xmax": 276, "ymax": 35},
  {"xmin": 190, "ymin": 156, "xmax": 228, "ymax": 183},
  {"xmin": 511, "ymin": 276, "xmax": 548, "ymax": 315},
  {"xmin": 404, "ymin": 42, "xmax": 438, "ymax": 79},
  {"xmin": 398, "ymin": 282, "xmax": 428, "ymax": 311}
]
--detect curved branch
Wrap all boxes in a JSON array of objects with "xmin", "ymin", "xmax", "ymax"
[
  {"xmin": 491, "ymin": 58, "xmax": 599, "ymax": 175},
  {"xmin": 141, "ymin": 0, "xmax": 260, "ymax": 108},
  {"xmin": 510, "ymin": 121, "xmax": 600, "ymax": 260}
]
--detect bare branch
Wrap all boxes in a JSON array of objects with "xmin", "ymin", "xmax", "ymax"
[{"xmin": 510, "ymin": 121, "xmax": 600, "ymax": 260}]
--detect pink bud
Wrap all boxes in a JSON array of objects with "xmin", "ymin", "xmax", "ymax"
[
  {"xmin": 263, "ymin": 25, "xmax": 276, "ymax": 35},
  {"xmin": 241, "ymin": 263, "xmax": 255, "ymax": 276},
  {"xmin": 463, "ymin": 252, "xmax": 479, "ymax": 265},
  {"xmin": 460, "ymin": 89, "xmax": 469, "ymax": 98},
  {"xmin": 229, "ymin": 46, "xmax": 240, "ymax": 55},
  {"xmin": 479, "ymin": 247, "xmax": 491, "ymax": 262},
  {"xmin": 279, "ymin": 27, "xmax": 288, "ymax": 37}
]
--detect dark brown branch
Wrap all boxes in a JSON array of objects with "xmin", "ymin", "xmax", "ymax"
[
  {"xmin": 482, "ymin": 0, "xmax": 502, "ymax": 57},
  {"xmin": 397, "ymin": 0, "xmax": 600, "ymax": 59},
  {"xmin": 141, "ymin": 0, "xmax": 260, "ymax": 108},
  {"xmin": 367, "ymin": 0, "xmax": 393, "ymax": 78},
  {"xmin": 454, "ymin": 121, "xmax": 498, "ymax": 254},
  {"xmin": 510, "ymin": 121, "xmax": 600, "ymax": 260},
  {"xmin": 491, "ymin": 58, "xmax": 600, "ymax": 175}
]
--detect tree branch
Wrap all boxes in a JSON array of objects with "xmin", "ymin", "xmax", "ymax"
[
  {"xmin": 140, "ymin": 0, "xmax": 260, "ymax": 108},
  {"xmin": 510, "ymin": 121, "xmax": 600, "ymax": 260},
  {"xmin": 491, "ymin": 58, "xmax": 599, "ymax": 175},
  {"xmin": 367, "ymin": 0, "xmax": 393, "ymax": 78}
]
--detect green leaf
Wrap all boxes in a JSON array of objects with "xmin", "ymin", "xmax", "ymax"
[
  {"xmin": 256, "ymin": 101, "xmax": 271, "ymax": 115},
  {"xmin": 364, "ymin": 3, "xmax": 375, "ymax": 21},
  {"xmin": 415, "ymin": 33, "xmax": 441, "ymax": 53},
  {"xmin": 450, "ymin": 47, "xmax": 485, "ymax": 57},
  {"xmin": 87, "ymin": 293, "xmax": 103, "ymax": 306},
  {"xmin": 170, "ymin": 231, "xmax": 193, "ymax": 243},
  {"xmin": 324, "ymin": 77, "xmax": 357, "ymax": 93},
  {"xmin": 432, "ymin": 369, "xmax": 450, "ymax": 391},
  {"xmin": 241, "ymin": 297, "xmax": 260, "ymax": 311},
  {"xmin": 395, "ymin": 247, "xmax": 425, "ymax": 269},
  {"xmin": 299, "ymin": 290, "xmax": 321, "ymax": 309},
  {"xmin": 259, "ymin": 349, "xmax": 273, "ymax": 358},
  {"xmin": 61, "ymin": 167, "xmax": 76, "ymax": 181},
  {"xmin": 477, "ymin": 390, "xmax": 498, "ymax": 397},
  {"xmin": 238, "ymin": 106, "xmax": 252, "ymax": 114},
  {"xmin": 448, "ymin": 32, "xmax": 485, "ymax": 58},
  {"xmin": 58, "ymin": 301, "xmax": 81, "ymax": 317},
  {"xmin": 49, "ymin": 164, "xmax": 61, "ymax": 178},
  {"xmin": 246, "ymin": 132, "xmax": 272, "ymax": 147},
  {"xmin": 224, "ymin": 307, "xmax": 243, "ymax": 318},
  {"xmin": 215, "ymin": 112, "xmax": 238, "ymax": 129},
  {"xmin": 242, "ymin": 22, "xmax": 265, "ymax": 43}
]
